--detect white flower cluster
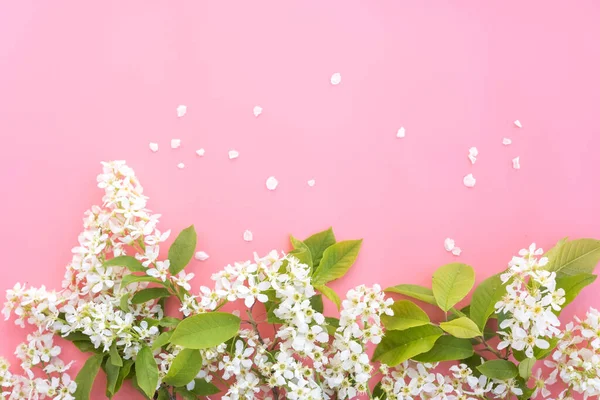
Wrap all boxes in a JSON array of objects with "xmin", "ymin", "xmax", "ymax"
[
  {"xmin": 544, "ymin": 308, "xmax": 600, "ymax": 398},
  {"xmin": 494, "ymin": 243, "xmax": 565, "ymax": 357}
]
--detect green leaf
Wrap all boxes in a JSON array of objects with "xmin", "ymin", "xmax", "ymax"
[
  {"xmin": 518, "ymin": 357, "xmax": 536, "ymax": 380},
  {"xmin": 470, "ymin": 274, "xmax": 506, "ymax": 331},
  {"xmin": 303, "ymin": 227, "xmax": 336, "ymax": 267},
  {"xmin": 121, "ymin": 274, "xmax": 162, "ymax": 287},
  {"xmin": 190, "ymin": 378, "xmax": 221, "ymax": 396},
  {"xmin": 372, "ymin": 382, "xmax": 387, "ymax": 400},
  {"xmin": 315, "ymin": 284, "xmax": 341, "ymax": 310},
  {"xmin": 157, "ymin": 388, "xmax": 170, "ymax": 400},
  {"xmin": 372, "ymin": 325, "xmax": 443, "ymax": 366},
  {"xmin": 74, "ymin": 354, "xmax": 104, "ymax": 400},
  {"xmin": 170, "ymin": 312, "xmax": 241, "ymax": 349},
  {"xmin": 324, "ymin": 317, "xmax": 340, "ymax": 335},
  {"xmin": 440, "ymin": 317, "xmax": 482, "ymax": 339},
  {"xmin": 381, "ymin": 300, "xmax": 430, "ymax": 331},
  {"xmin": 72, "ymin": 339, "xmax": 101, "ymax": 354},
  {"xmin": 534, "ymin": 337, "xmax": 558, "ymax": 360},
  {"xmin": 159, "ymin": 317, "xmax": 182, "ymax": 328},
  {"xmin": 113, "ymin": 359, "xmax": 133, "ymax": 395},
  {"xmin": 385, "ymin": 284, "xmax": 437, "ymax": 305},
  {"xmin": 131, "ymin": 288, "xmax": 171, "ymax": 304},
  {"xmin": 556, "ymin": 273, "xmax": 597, "ymax": 309},
  {"xmin": 103, "ymin": 255, "xmax": 146, "ymax": 272},
  {"xmin": 477, "ymin": 359, "xmax": 518, "ymax": 380},
  {"xmin": 312, "ymin": 240, "xmax": 363, "ymax": 286},
  {"xmin": 119, "ymin": 293, "xmax": 130, "ymax": 312},
  {"xmin": 412, "ymin": 335, "xmax": 474, "ymax": 362},
  {"xmin": 152, "ymin": 331, "xmax": 174, "ymax": 351},
  {"xmin": 309, "ymin": 295, "xmax": 324, "ymax": 313},
  {"xmin": 163, "ymin": 349, "xmax": 203, "ymax": 387},
  {"xmin": 135, "ymin": 346, "xmax": 158, "ymax": 399},
  {"xmin": 461, "ymin": 354, "xmax": 485, "ymax": 377},
  {"xmin": 544, "ymin": 238, "xmax": 600, "ymax": 277},
  {"xmin": 290, "ymin": 235, "xmax": 313, "ymax": 269},
  {"xmin": 109, "ymin": 342, "xmax": 123, "ymax": 367},
  {"xmin": 104, "ymin": 359, "xmax": 120, "ymax": 398},
  {"xmin": 168, "ymin": 225, "xmax": 197, "ymax": 275},
  {"xmin": 432, "ymin": 263, "xmax": 475, "ymax": 312},
  {"xmin": 174, "ymin": 388, "xmax": 197, "ymax": 400},
  {"xmin": 266, "ymin": 301, "xmax": 285, "ymax": 324}
]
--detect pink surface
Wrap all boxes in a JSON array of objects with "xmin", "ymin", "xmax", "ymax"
[{"xmin": 1, "ymin": 1, "xmax": 600, "ymax": 398}]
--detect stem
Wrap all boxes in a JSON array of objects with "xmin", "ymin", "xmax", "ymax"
[{"xmin": 476, "ymin": 337, "xmax": 506, "ymax": 359}]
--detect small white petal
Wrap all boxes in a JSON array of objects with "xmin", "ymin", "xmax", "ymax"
[
  {"xmin": 149, "ymin": 142, "xmax": 159, "ymax": 152},
  {"xmin": 463, "ymin": 173, "xmax": 476, "ymax": 188},
  {"xmin": 194, "ymin": 251, "xmax": 210, "ymax": 261},
  {"xmin": 243, "ymin": 230, "xmax": 253, "ymax": 242},
  {"xmin": 177, "ymin": 163, "xmax": 185, "ymax": 169},
  {"xmin": 196, "ymin": 148, "xmax": 205, "ymax": 156},
  {"xmin": 171, "ymin": 139, "xmax": 181, "ymax": 149},
  {"xmin": 307, "ymin": 179, "xmax": 316, "ymax": 187},
  {"xmin": 468, "ymin": 147, "xmax": 478, "ymax": 164},
  {"xmin": 253, "ymin": 106, "xmax": 263, "ymax": 117},
  {"xmin": 514, "ymin": 119, "xmax": 522, "ymax": 128},
  {"xmin": 444, "ymin": 238, "xmax": 455, "ymax": 252},
  {"xmin": 512, "ymin": 156, "xmax": 521, "ymax": 170},
  {"xmin": 266, "ymin": 176, "xmax": 279, "ymax": 191},
  {"xmin": 396, "ymin": 127, "xmax": 406, "ymax": 138},
  {"xmin": 330, "ymin": 72, "xmax": 342, "ymax": 85},
  {"xmin": 502, "ymin": 138, "xmax": 512, "ymax": 145},
  {"xmin": 177, "ymin": 105, "xmax": 187, "ymax": 117},
  {"xmin": 451, "ymin": 247, "xmax": 462, "ymax": 256},
  {"xmin": 228, "ymin": 150, "xmax": 239, "ymax": 159}
]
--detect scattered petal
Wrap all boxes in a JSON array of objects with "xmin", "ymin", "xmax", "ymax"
[
  {"xmin": 177, "ymin": 105, "xmax": 187, "ymax": 117},
  {"xmin": 514, "ymin": 120, "xmax": 522, "ymax": 128},
  {"xmin": 229, "ymin": 150, "xmax": 239, "ymax": 159},
  {"xmin": 196, "ymin": 148, "xmax": 205, "ymax": 157},
  {"xmin": 177, "ymin": 163, "xmax": 185, "ymax": 169},
  {"xmin": 396, "ymin": 127, "xmax": 406, "ymax": 138},
  {"xmin": 463, "ymin": 173, "xmax": 476, "ymax": 188},
  {"xmin": 502, "ymin": 138, "xmax": 512, "ymax": 145},
  {"xmin": 243, "ymin": 230, "xmax": 253, "ymax": 242},
  {"xmin": 444, "ymin": 238, "xmax": 455, "ymax": 252},
  {"xmin": 149, "ymin": 142, "xmax": 159, "ymax": 152},
  {"xmin": 253, "ymin": 106, "xmax": 263, "ymax": 117},
  {"xmin": 451, "ymin": 247, "xmax": 462, "ymax": 256},
  {"xmin": 330, "ymin": 72, "xmax": 342, "ymax": 85},
  {"xmin": 307, "ymin": 179, "xmax": 316, "ymax": 187},
  {"xmin": 512, "ymin": 156, "xmax": 521, "ymax": 170},
  {"xmin": 468, "ymin": 147, "xmax": 478, "ymax": 164},
  {"xmin": 266, "ymin": 176, "xmax": 279, "ymax": 191},
  {"xmin": 194, "ymin": 251, "xmax": 210, "ymax": 261},
  {"xmin": 171, "ymin": 139, "xmax": 181, "ymax": 149}
]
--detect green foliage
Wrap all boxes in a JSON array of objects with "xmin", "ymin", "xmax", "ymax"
[
  {"xmin": 104, "ymin": 358, "xmax": 120, "ymax": 398},
  {"xmin": 440, "ymin": 317, "xmax": 482, "ymax": 339},
  {"xmin": 152, "ymin": 331, "xmax": 174, "ymax": 351},
  {"xmin": 556, "ymin": 273, "xmax": 597, "ymax": 309},
  {"xmin": 168, "ymin": 225, "xmax": 197, "ymax": 275},
  {"xmin": 384, "ymin": 284, "xmax": 437, "ymax": 305},
  {"xmin": 477, "ymin": 359, "xmax": 518, "ymax": 380},
  {"xmin": 289, "ymin": 235, "xmax": 313, "ymax": 269},
  {"xmin": 302, "ymin": 227, "xmax": 336, "ymax": 267},
  {"xmin": 131, "ymin": 288, "xmax": 171, "ymax": 304},
  {"xmin": 315, "ymin": 284, "xmax": 341, "ymax": 310},
  {"xmin": 312, "ymin": 240, "xmax": 363, "ymax": 286},
  {"xmin": 372, "ymin": 325, "xmax": 443, "ymax": 366},
  {"xmin": 113, "ymin": 360, "xmax": 133, "ymax": 395},
  {"xmin": 544, "ymin": 238, "xmax": 600, "ymax": 277},
  {"xmin": 381, "ymin": 300, "xmax": 430, "ymax": 331},
  {"xmin": 432, "ymin": 263, "xmax": 475, "ymax": 312},
  {"xmin": 309, "ymin": 294, "xmax": 324, "ymax": 313},
  {"xmin": 324, "ymin": 317, "xmax": 340, "ymax": 335},
  {"xmin": 119, "ymin": 293, "xmax": 130, "ymax": 312},
  {"xmin": 163, "ymin": 349, "xmax": 203, "ymax": 387},
  {"xmin": 170, "ymin": 312, "xmax": 241, "ymax": 349},
  {"xmin": 135, "ymin": 346, "xmax": 159, "ymax": 399},
  {"xmin": 189, "ymin": 379, "xmax": 221, "ymax": 395},
  {"xmin": 103, "ymin": 255, "xmax": 146, "ymax": 272},
  {"xmin": 470, "ymin": 274, "xmax": 506, "ymax": 331},
  {"xmin": 159, "ymin": 317, "xmax": 182, "ymax": 328},
  {"xmin": 121, "ymin": 275, "xmax": 162, "ymax": 287},
  {"xmin": 157, "ymin": 388, "xmax": 170, "ymax": 400},
  {"xmin": 74, "ymin": 354, "xmax": 104, "ymax": 400},
  {"xmin": 109, "ymin": 342, "xmax": 123, "ymax": 367},
  {"xmin": 518, "ymin": 357, "xmax": 536, "ymax": 380},
  {"xmin": 372, "ymin": 382, "xmax": 387, "ymax": 400},
  {"xmin": 412, "ymin": 335, "xmax": 474, "ymax": 362}
]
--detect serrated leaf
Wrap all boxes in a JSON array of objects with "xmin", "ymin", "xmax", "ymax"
[
  {"xmin": 312, "ymin": 240, "xmax": 363, "ymax": 285},
  {"xmin": 159, "ymin": 317, "xmax": 182, "ymax": 328},
  {"xmin": 170, "ymin": 312, "xmax": 241, "ymax": 349},
  {"xmin": 440, "ymin": 317, "xmax": 482, "ymax": 339},
  {"xmin": 470, "ymin": 274, "xmax": 506, "ymax": 331},
  {"xmin": 315, "ymin": 284, "xmax": 341, "ymax": 310},
  {"xmin": 131, "ymin": 288, "xmax": 171, "ymax": 304},
  {"xmin": 432, "ymin": 263, "xmax": 475, "ymax": 312},
  {"xmin": 289, "ymin": 247, "xmax": 313, "ymax": 269},
  {"xmin": 518, "ymin": 357, "xmax": 536, "ymax": 380},
  {"xmin": 372, "ymin": 325, "xmax": 443, "ymax": 366},
  {"xmin": 381, "ymin": 300, "xmax": 430, "ymax": 331},
  {"xmin": 168, "ymin": 225, "xmax": 197, "ymax": 275},
  {"xmin": 544, "ymin": 238, "xmax": 600, "ymax": 277},
  {"xmin": 385, "ymin": 284, "xmax": 437, "ymax": 305},
  {"xmin": 152, "ymin": 331, "xmax": 174, "ymax": 351},
  {"xmin": 556, "ymin": 273, "xmax": 597, "ymax": 309},
  {"xmin": 190, "ymin": 378, "xmax": 220, "ymax": 395},
  {"xmin": 103, "ymin": 256, "xmax": 146, "ymax": 272},
  {"xmin": 74, "ymin": 354, "xmax": 104, "ymax": 400},
  {"xmin": 134, "ymin": 346, "xmax": 158, "ymax": 399},
  {"xmin": 303, "ymin": 227, "xmax": 336, "ymax": 267},
  {"xmin": 412, "ymin": 335, "xmax": 474, "ymax": 362},
  {"xmin": 477, "ymin": 359, "xmax": 518, "ymax": 380},
  {"xmin": 163, "ymin": 349, "xmax": 203, "ymax": 387}
]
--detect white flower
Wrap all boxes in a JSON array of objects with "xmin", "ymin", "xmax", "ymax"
[
  {"xmin": 237, "ymin": 276, "xmax": 270, "ymax": 308},
  {"xmin": 147, "ymin": 260, "xmax": 170, "ymax": 282},
  {"xmin": 173, "ymin": 271, "xmax": 194, "ymax": 291}
]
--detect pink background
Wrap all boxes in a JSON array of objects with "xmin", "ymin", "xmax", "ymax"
[{"xmin": 1, "ymin": 1, "xmax": 600, "ymax": 398}]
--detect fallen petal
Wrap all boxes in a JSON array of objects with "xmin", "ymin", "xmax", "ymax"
[
  {"xmin": 229, "ymin": 150, "xmax": 239, "ymax": 159},
  {"xmin": 177, "ymin": 163, "xmax": 185, "ymax": 169},
  {"xmin": 397, "ymin": 127, "xmax": 406, "ymax": 138},
  {"xmin": 514, "ymin": 120, "xmax": 522, "ymax": 128},
  {"xmin": 196, "ymin": 148, "xmax": 205, "ymax": 156},
  {"xmin": 451, "ymin": 247, "xmax": 462, "ymax": 256},
  {"xmin": 307, "ymin": 179, "xmax": 316, "ymax": 187},
  {"xmin": 444, "ymin": 238, "xmax": 455, "ymax": 252},
  {"xmin": 253, "ymin": 106, "xmax": 263, "ymax": 117},
  {"xmin": 330, "ymin": 72, "xmax": 342, "ymax": 85},
  {"xmin": 512, "ymin": 156, "xmax": 521, "ymax": 170},
  {"xmin": 171, "ymin": 139, "xmax": 181, "ymax": 149},
  {"xmin": 243, "ymin": 230, "xmax": 253, "ymax": 242},
  {"xmin": 177, "ymin": 105, "xmax": 187, "ymax": 117},
  {"xmin": 149, "ymin": 142, "xmax": 159, "ymax": 152},
  {"xmin": 463, "ymin": 173, "xmax": 476, "ymax": 188},
  {"xmin": 502, "ymin": 138, "xmax": 512, "ymax": 145},
  {"xmin": 194, "ymin": 251, "xmax": 210, "ymax": 261},
  {"xmin": 266, "ymin": 176, "xmax": 279, "ymax": 190}
]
